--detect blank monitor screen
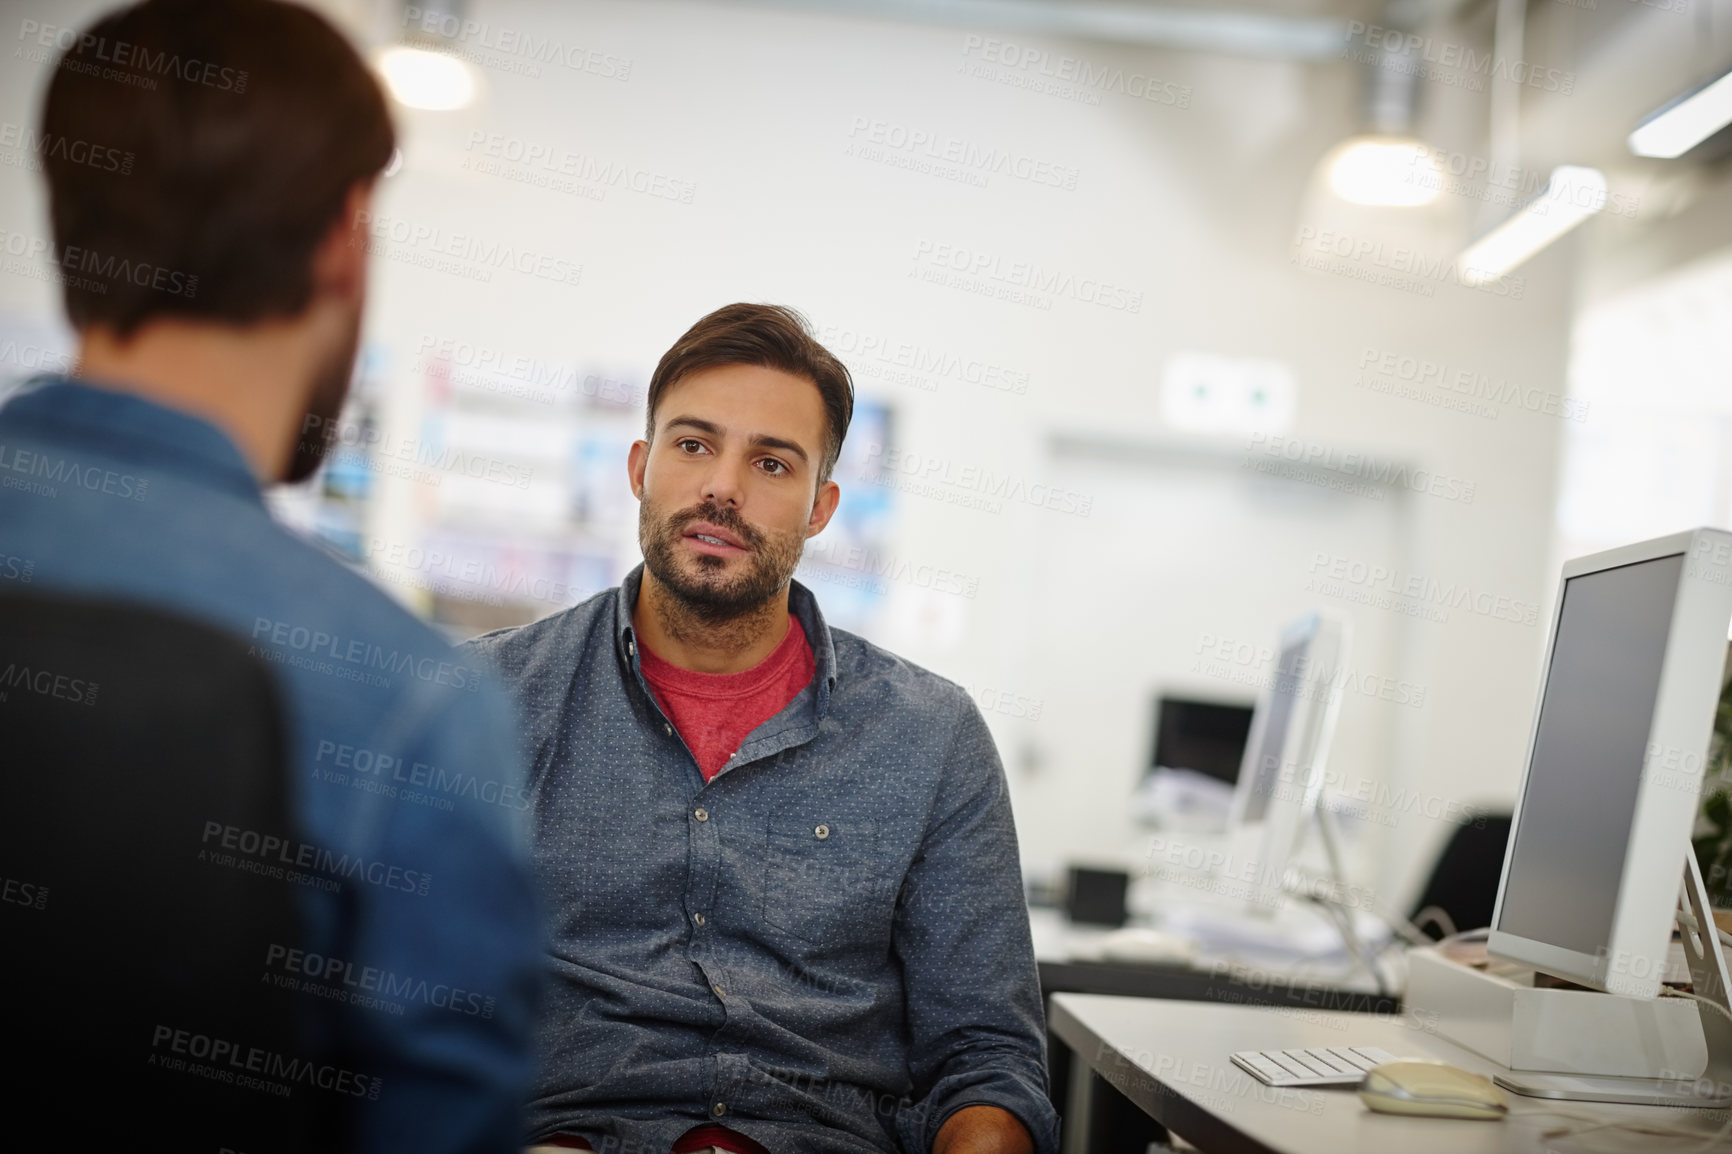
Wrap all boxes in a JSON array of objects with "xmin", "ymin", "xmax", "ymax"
[
  {"xmin": 1150, "ymin": 697, "xmax": 1255, "ymax": 784},
  {"xmin": 1240, "ymin": 639, "xmax": 1307, "ymax": 825},
  {"xmin": 1495, "ymin": 553, "xmax": 1685, "ymax": 956}
]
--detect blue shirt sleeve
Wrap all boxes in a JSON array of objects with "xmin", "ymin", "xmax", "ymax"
[
  {"xmin": 892, "ymin": 693, "xmax": 1061, "ymax": 1154},
  {"xmin": 332, "ymin": 678, "xmax": 545, "ymax": 1154}
]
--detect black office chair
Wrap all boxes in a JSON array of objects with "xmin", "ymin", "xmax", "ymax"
[
  {"xmin": 0, "ymin": 592, "xmax": 338, "ymax": 1150},
  {"xmin": 1407, "ymin": 813, "xmax": 1514, "ymax": 938}
]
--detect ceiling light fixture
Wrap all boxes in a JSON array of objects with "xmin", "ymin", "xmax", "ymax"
[
  {"xmin": 1315, "ymin": 14, "xmax": 1441, "ymax": 211},
  {"xmin": 1628, "ymin": 68, "xmax": 1732, "ymax": 159},
  {"xmin": 1325, "ymin": 136, "xmax": 1442, "ymax": 207},
  {"xmin": 374, "ymin": 45, "xmax": 476, "ymax": 111},
  {"xmin": 1458, "ymin": 165, "xmax": 1606, "ymax": 285}
]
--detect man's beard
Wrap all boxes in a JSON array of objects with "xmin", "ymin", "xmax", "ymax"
[
  {"xmin": 282, "ymin": 309, "xmax": 361, "ymax": 485},
  {"xmin": 639, "ymin": 496, "xmax": 806, "ymax": 623}
]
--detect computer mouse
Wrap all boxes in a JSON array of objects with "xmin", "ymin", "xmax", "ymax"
[
  {"xmin": 1358, "ymin": 1061, "xmax": 1508, "ymax": 1120},
  {"xmin": 1097, "ymin": 927, "xmax": 1197, "ymax": 965}
]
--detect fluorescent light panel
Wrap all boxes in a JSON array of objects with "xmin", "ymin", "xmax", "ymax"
[
  {"xmin": 1459, "ymin": 166, "xmax": 1606, "ymax": 286},
  {"xmin": 723, "ymin": 0, "xmax": 1345, "ymax": 60},
  {"xmin": 1629, "ymin": 70, "xmax": 1732, "ymax": 159}
]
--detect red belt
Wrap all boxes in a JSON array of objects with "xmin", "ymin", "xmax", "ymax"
[{"xmin": 543, "ymin": 1126, "xmax": 771, "ymax": 1154}]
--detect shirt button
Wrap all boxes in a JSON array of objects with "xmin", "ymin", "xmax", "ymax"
[
  {"xmin": 664, "ymin": 723, "xmax": 673, "ymax": 736},
  {"xmin": 712, "ymin": 984, "xmax": 726, "ymax": 998},
  {"xmin": 815, "ymin": 824, "xmax": 830, "ymax": 840},
  {"xmin": 712, "ymin": 1102, "xmax": 727, "ymax": 1117},
  {"xmin": 695, "ymin": 808, "xmax": 708, "ymax": 822},
  {"xmin": 693, "ymin": 912, "xmax": 706, "ymax": 926},
  {"xmin": 627, "ymin": 638, "xmax": 636, "ymax": 657}
]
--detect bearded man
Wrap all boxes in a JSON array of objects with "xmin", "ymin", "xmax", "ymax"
[{"xmin": 464, "ymin": 303, "xmax": 1058, "ymax": 1154}]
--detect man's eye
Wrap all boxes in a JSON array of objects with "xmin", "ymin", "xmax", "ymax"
[
  {"xmin": 760, "ymin": 459, "xmax": 788, "ymax": 475},
  {"xmin": 678, "ymin": 439, "xmax": 705, "ymax": 453}
]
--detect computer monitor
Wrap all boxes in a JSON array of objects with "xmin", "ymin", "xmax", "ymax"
[
  {"xmin": 1489, "ymin": 528, "xmax": 1732, "ymax": 1000},
  {"xmin": 1226, "ymin": 611, "xmax": 1351, "ymax": 908},
  {"xmin": 1149, "ymin": 696, "xmax": 1255, "ymax": 784},
  {"xmin": 1136, "ymin": 695, "xmax": 1257, "ymax": 832}
]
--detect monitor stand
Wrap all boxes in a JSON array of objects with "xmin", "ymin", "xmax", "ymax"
[{"xmin": 1494, "ymin": 852, "xmax": 1732, "ymax": 1108}]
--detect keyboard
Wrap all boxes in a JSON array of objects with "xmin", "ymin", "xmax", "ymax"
[{"xmin": 1230, "ymin": 1045, "xmax": 1398, "ymax": 1088}]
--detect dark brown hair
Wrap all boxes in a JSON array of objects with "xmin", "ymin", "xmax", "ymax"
[
  {"xmin": 647, "ymin": 303, "xmax": 854, "ymax": 485},
  {"xmin": 38, "ymin": 0, "xmax": 395, "ymax": 336}
]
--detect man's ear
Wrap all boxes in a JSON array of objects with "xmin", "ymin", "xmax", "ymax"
[
  {"xmin": 627, "ymin": 438, "xmax": 650, "ymax": 500},
  {"xmin": 806, "ymin": 478, "xmax": 840, "ymax": 538},
  {"xmin": 310, "ymin": 180, "xmax": 373, "ymax": 306}
]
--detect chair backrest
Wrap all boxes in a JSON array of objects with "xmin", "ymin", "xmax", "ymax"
[
  {"xmin": 1408, "ymin": 813, "xmax": 1515, "ymax": 938},
  {"xmin": 0, "ymin": 591, "xmax": 331, "ymax": 1150}
]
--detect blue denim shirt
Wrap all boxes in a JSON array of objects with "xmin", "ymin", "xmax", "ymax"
[
  {"xmin": 463, "ymin": 566, "xmax": 1059, "ymax": 1154},
  {"xmin": 0, "ymin": 379, "xmax": 543, "ymax": 1153}
]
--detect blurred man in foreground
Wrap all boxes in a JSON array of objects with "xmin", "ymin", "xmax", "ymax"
[
  {"xmin": 467, "ymin": 303, "xmax": 1059, "ymax": 1154},
  {"xmin": 0, "ymin": 1, "xmax": 541, "ymax": 1149}
]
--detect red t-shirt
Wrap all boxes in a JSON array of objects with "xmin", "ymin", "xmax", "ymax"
[{"xmin": 638, "ymin": 615, "xmax": 816, "ymax": 781}]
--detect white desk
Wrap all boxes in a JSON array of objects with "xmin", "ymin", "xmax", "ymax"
[
  {"xmin": 1049, "ymin": 992, "xmax": 1732, "ymax": 1154},
  {"xmin": 1030, "ymin": 904, "xmax": 1387, "ymax": 1001}
]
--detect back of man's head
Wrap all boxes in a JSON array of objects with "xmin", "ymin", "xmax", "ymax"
[{"xmin": 39, "ymin": 0, "xmax": 395, "ymax": 337}]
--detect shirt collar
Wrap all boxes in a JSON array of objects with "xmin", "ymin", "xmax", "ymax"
[
  {"xmin": 614, "ymin": 562, "xmax": 840, "ymax": 705},
  {"xmin": 3, "ymin": 375, "xmax": 264, "ymax": 505}
]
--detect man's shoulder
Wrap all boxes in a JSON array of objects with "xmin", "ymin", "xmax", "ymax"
[
  {"xmin": 192, "ymin": 531, "xmax": 524, "ymax": 758},
  {"xmin": 236, "ymin": 528, "xmax": 467, "ymax": 671},
  {"xmin": 827, "ymin": 625, "xmax": 977, "ymax": 727},
  {"xmin": 7, "ymin": 469, "xmax": 459, "ymax": 688},
  {"xmin": 0, "ymin": 390, "xmax": 449, "ymax": 671}
]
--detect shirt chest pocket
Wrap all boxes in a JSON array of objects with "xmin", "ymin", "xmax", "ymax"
[{"xmin": 762, "ymin": 815, "xmax": 893, "ymax": 952}]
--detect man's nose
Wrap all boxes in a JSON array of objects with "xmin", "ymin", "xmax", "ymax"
[{"xmin": 699, "ymin": 452, "xmax": 748, "ymax": 507}]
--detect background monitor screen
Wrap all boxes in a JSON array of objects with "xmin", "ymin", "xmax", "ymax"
[
  {"xmin": 1239, "ymin": 639, "xmax": 1308, "ymax": 825},
  {"xmin": 1150, "ymin": 696, "xmax": 1255, "ymax": 784},
  {"xmin": 1495, "ymin": 553, "xmax": 1685, "ymax": 956}
]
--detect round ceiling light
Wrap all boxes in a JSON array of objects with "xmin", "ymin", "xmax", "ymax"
[
  {"xmin": 1325, "ymin": 137, "xmax": 1442, "ymax": 208},
  {"xmin": 375, "ymin": 46, "xmax": 476, "ymax": 112}
]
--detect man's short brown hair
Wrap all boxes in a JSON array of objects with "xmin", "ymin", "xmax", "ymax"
[
  {"xmin": 647, "ymin": 304, "xmax": 854, "ymax": 485},
  {"xmin": 38, "ymin": 0, "xmax": 395, "ymax": 337}
]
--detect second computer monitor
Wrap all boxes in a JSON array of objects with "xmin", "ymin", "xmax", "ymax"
[{"xmin": 1227, "ymin": 611, "xmax": 1351, "ymax": 909}]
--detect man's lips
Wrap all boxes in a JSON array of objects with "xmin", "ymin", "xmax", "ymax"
[{"xmin": 682, "ymin": 521, "xmax": 749, "ymax": 555}]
